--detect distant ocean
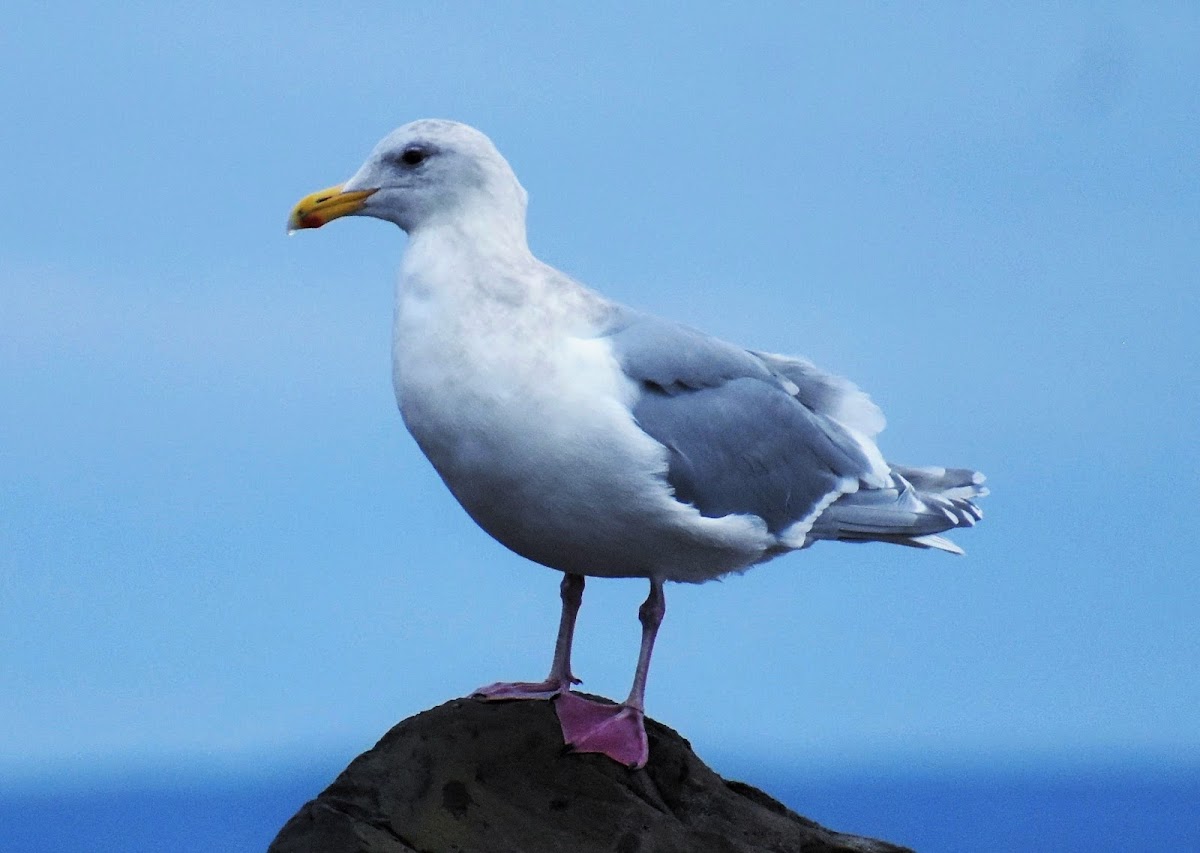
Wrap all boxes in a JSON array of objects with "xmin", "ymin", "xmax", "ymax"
[{"xmin": 2, "ymin": 761, "xmax": 1196, "ymax": 852}]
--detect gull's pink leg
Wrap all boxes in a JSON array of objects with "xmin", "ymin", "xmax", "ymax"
[
  {"xmin": 555, "ymin": 578, "xmax": 664, "ymax": 769},
  {"xmin": 473, "ymin": 573, "xmax": 584, "ymax": 700}
]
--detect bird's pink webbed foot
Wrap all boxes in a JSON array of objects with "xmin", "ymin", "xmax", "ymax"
[
  {"xmin": 472, "ymin": 676, "xmax": 576, "ymax": 701},
  {"xmin": 471, "ymin": 573, "xmax": 584, "ymax": 702},
  {"xmin": 472, "ymin": 574, "xmax": 667, "ymax": 771},
  {"xmin": 553, "ymin": 578, "xmax": 665, "ymax": 770},
  {"xmin": 554, "ymin": 692, "xmax": 648, "ymax": 768}
]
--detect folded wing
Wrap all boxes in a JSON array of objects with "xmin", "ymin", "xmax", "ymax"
[{"xmin": 603, "ymin": 311, "xmax": 985, "ymax": 552}]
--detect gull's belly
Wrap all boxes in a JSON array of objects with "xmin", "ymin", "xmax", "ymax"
[{"xmin": 392, "ymin": 323, "xmax": 773, "ymax": 580}]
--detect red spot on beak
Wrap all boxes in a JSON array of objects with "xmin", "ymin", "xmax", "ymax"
[{"xmin": 300, "ymin": 213, "xmax": 325, "ymax": 229}]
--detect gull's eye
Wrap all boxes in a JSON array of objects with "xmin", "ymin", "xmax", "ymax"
[{"xmin": 400, "ymin": 147, "xmax": 428, "ymax": 166}]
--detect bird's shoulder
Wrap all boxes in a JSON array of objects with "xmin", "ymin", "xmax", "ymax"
[
  {"xmin": 596, "ymin": 308, "xmax": 884, "ymax": 439},
  {"xmin": 597, "ymin": 308, "xmax": 775, "ymax": 392}
]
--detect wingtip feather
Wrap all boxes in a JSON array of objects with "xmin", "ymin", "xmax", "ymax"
[{"xmin": 908, "ymin": 534, "xmax": 966, "ymax": 555}]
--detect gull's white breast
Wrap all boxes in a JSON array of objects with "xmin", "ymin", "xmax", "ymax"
[{"xmin": 390, "ymin": 239, "xmax": 775, "ymax": 581}]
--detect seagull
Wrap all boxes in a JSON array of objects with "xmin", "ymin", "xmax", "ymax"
[{"xmin": 288, "ymin": 119, "xmax": 986, "ymax": 769}]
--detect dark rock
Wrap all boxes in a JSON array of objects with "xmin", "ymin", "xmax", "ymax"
[{"xmin": 268, "ymin": 697, "xmax": 913, "ymax": 853}]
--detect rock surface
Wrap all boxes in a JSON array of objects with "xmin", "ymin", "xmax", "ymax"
[{"xmin": 268, "ymin": 697, "xmax": 913, "ymax": 853}]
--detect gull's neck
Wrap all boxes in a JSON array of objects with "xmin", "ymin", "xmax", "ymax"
[
  {"xmin": 400, "ymin": 210, "xmax": 539, "ymax": 308},
  {"xmin": 398, "ymin": 212, "xmax": 613, "ymax": 337}
]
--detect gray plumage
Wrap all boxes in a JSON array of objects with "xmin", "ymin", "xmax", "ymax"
[{"xmin": 604, "ymin": 309, "xmax": 986, "ymax": 555}]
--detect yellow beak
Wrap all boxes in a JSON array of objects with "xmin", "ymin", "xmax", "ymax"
[{"xmin": 287, "ymin": 185, "xmax": 378, "ymax": 231}]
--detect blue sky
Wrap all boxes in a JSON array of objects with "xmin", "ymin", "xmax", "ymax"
[{"xmin": 2, "ymin": 3, "xmax": 1197, "ymax": 783}]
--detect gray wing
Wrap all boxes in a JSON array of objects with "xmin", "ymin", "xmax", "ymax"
[
  {"xmin": 750, "ymin": 350, "xmax": 886, "ymax": 439},
  {"xmin": 603, "ymin": 311, "xmax": 881, "ymax": 534}
]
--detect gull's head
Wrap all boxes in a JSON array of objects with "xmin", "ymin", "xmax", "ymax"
[{"xmin": 288, "ymin": 119, "xmax": 528, "ymax": 235}]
